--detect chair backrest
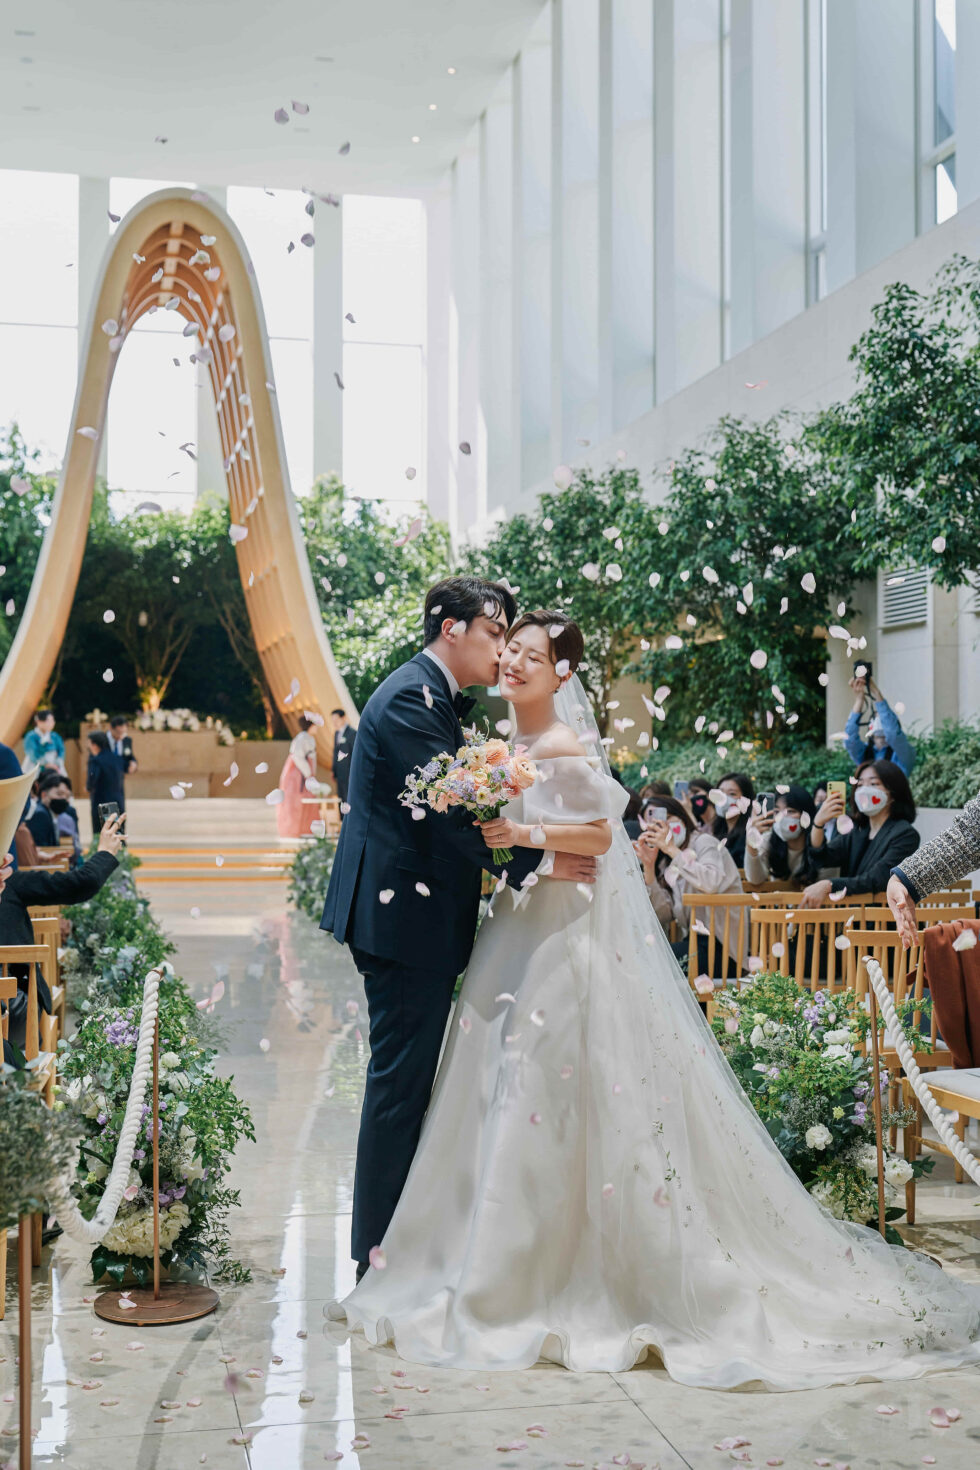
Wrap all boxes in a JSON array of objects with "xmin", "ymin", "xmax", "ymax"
[
  {"xmin": 26, "ymin": 905, "xmax": 61, "ymax": 920},
  {"xmin": 0, "ymin": 944, "xmax": 48, "ymax": 1060},
  {"xmin": 741, "ymin": 881, "xmax": 804, "ymax": 894},
  {"xmin": 681, "ymin": 892, "xmax": 754, "ymax": 981},
  {"xmin": 751, "ymin": 906, "xmax": 864, "ymax": 994},
  {"xmin": 863, "ymin": 904, "xmax": 976, "ymax": 930},
  {"xmin": 30, "ymin": 916, "xmax": 61, "ymax": 985},
  {"xmin": 845, "ymin": 930, "xmax": 930, "ymax": 1045}
]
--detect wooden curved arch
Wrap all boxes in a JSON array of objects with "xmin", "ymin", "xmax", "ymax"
[{"xmin": 0, "ymin": 187, "xmax": 356, "ymax": 766}]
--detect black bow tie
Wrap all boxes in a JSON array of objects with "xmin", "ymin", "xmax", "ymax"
[{"xmin": 453, "ymin": 692, "xmax": 477, "ymax": 722}]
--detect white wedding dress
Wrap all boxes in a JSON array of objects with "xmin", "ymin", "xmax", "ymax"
[{"xmin": 328, "ymin": 684, "xmax": 980, "ymax": 1389}]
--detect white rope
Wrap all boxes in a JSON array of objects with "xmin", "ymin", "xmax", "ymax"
[
  {"xmin": 863, "ymin": 956, "xmax": 980, "ymax": 1189},
  {"xmin": 46, "ymin": 964, "xmax": 167, "ymax": 1244}
]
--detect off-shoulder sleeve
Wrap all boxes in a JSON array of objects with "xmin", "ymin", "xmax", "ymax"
[{"xmin": 523, "ymin": 758, "xmax": 627, "ymax": 825}]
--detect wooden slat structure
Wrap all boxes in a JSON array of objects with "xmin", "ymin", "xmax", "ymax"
[{"xmin": 0, "ymin": 188, "xmax": 357, "ymax": 767}]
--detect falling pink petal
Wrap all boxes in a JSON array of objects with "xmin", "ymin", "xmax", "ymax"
[
  {"xmin": 292, "ymin": 100, "xmax": 310, "ymax": 114},
  {"xmin": 77, "ymin": 425, "xmax": 99, "ymax": 440},
  {"xmin": 459, "ymin": 1015, "xmax": 472, "ymax": 1034},
  {"xmin": 274, "ymin": 107, "xmax": 289, "ymax": 124}
]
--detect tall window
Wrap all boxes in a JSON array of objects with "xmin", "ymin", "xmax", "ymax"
[
  {"xmin": 342, "ymin": 196, "xmax": 425, "ymax": 517},
  {"xmin": 922, "ymin": 0, "xmax": 957, "ymax": 226},
  {"xmin": 804, "ymin": 0, "xmax": 828, "ymax": 303},
  {"xmin": 0, "ymin": 170, "xmax": 79, "ymax": 471}
]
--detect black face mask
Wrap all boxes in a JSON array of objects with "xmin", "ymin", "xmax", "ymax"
[
  {"xmin": 690, "ymin": 793, "xmax": 710, "ymax": 819},
  {"xmin": 48, "ymin": 797, "xmax": 70, "ymax": 815}
]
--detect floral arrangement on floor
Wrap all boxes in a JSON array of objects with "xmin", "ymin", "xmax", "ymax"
[
  {"xmin": 57, "ymin": 862, "xmax": 254, "ymax": 1284},
  {"xmin": 0, "ymin": 1062, "xmax": 82, "ymax": 1231},
  {"xmin": 711, "ymin": 971, "xmax": 933, "ymax": 1245},
  {"xmin": 288, "ymin": 835, "xmax": 337, "ymax": 920}
]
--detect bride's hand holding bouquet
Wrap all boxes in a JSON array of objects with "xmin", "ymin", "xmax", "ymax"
[{"xmin": 400, "ymin": 734, "xmax": 537, "ymax": 865}]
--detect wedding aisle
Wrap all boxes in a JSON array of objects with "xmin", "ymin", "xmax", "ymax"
[{"xmin": 2, "ymin": 803, "xmax": 979, "ymax": 1469}]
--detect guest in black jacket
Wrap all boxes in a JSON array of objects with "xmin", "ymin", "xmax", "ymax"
[
  {"xmin": 26, "ymin": 771, "xmax": 74, "ymax": 848},
  {"xmin": 0, "ymin": 814, "xmax": 123, "ymax": 1049},
  {"xmin": 799, "ymin": 759, "xmax": 918, "ymax": 906},
  {"xmin": 330, "ymin": 708, "xmax": 357, "ymax": 808},
  {"xmin": 87, "ymin": 729, "xmax": 126, "ymax": 833}
]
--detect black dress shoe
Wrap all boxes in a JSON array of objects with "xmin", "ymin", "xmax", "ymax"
[{"xmin": 355, "ymin": 1260, "xmax": 369, "ymax": 1283}]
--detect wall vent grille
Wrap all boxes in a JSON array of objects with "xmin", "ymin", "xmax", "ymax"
[{"xmin": 881, "ymin": 567, "xmax": 929, "ymax": 627}]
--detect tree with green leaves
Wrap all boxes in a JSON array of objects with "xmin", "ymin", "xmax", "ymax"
[
  {"xmin": 465, "ymin": 464, "xmax": 661, "ymax": 733},
  {"xmin": 812, "ymin": 254, "xmax": 980, "ymax": 588},
  {"xmin": 0, "ymin": 424, "xmax": 57, "ymax": 666},
  {"xmin": 299, "ymin": 475, "xmax": 454, "ymax": 710}
]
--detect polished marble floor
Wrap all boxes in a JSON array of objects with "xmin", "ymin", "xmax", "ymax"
[{"xmin": 3, "ymin": 803, "xmax": 980, "ymax": 1468}]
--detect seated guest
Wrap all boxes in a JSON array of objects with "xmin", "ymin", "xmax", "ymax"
[
  {"xmin": 812, "ymin": 779, "xmax": 839, "ymax": 844},
  {"xmin": 744, "ymin": 784, "xmax": 818, "ymax": 886},
  {"xmin": 800, "ymin": 759, "xmax": 919, "ymax": 907},
  {"xmin": 0, "ymin": 814, "xmax": 124, "ymax": 1049},
  {"xmin": 26, "ymin": 771, "xmax": 74, "ymax": 848},
  {"xmin": 639, "ymin": 780, "xmax": 671, "ymax": 800},
  {"xmin": 14, "ymin": 822, "xmax": 64, "ymax": 869},
  {"xmin": 22, "ymin": 708, "xmax": 67, "ymax": 774},
  {"xmin": 635, "ymin": 795, "xmax": 744, "ymax": 974},
  {"xmin": 712, "ymin": 771, "xmax": 756, "ymax": 869},
  {"xmin": 87, "ymin": 729, "xmax": 125, "ymax": 833},
  {"xmin": 686, "ymin": 776, "xmax": 717, "ymax": 834}
]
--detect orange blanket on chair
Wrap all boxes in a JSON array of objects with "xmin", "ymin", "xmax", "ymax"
[{"xmin": 921, "ymin": 919, "xmax": 980, "ymax": 1070}]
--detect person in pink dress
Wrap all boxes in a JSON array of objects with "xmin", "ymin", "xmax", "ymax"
[{"xmin": 276, "ymin": 717, "xmax": 319, "ymax": 838}]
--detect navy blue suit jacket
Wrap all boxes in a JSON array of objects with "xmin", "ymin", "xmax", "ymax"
[{"xmin": 320, "ymin": 654, "xmax": 541, "ymax": 976}]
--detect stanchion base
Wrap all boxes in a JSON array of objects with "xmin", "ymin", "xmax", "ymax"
[{"xmin": 93, "ymin": 1282, "xmax": 219, "ymax": 1325}]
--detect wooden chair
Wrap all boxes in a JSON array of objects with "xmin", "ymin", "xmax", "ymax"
[
  {"xmin": 901, "ymin": 1070, "xmax": 980, "ymax": 1220},
  {"xmin": 0, "ymin": 968, "xmax": 17, "ymax": 1319},
  {"xmin": 30, "ymin": 915, "xmax": 65, "ymax": 1034},
  {"xmin": 33, "ymin": 848, "xmax": 70, "ymax": 871},
  {"xmin": 0, "ymin": 944, "xmax": 57, "ymax": 1273},
  {"xmin": 681, "ymin": 893, "xmax": 756, "ymax": 987},
  {"xmin": 751, "ymin": 905, "xmax": 865, "ymax": 996}
]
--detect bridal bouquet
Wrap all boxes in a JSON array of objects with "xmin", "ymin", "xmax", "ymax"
[{"xmin": 400, "ymin": 735, "xmax": 537, "ymax": 864}]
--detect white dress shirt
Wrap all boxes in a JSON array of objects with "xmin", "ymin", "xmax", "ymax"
[{"xmin": 420, "ymin": 647, "xmax": 460, "ymax": 699}]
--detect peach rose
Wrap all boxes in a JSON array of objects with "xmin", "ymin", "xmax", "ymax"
[
  {"xmin": 483, "ymin": 739, "xmax": 509, "ymax": 767},
  {"xmin": 510, "ymin": 756, "xmax": 537, "ymax": 790}
]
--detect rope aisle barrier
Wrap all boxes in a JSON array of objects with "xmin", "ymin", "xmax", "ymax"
[
  {"xmin": 863, "ymin": 956, "xmax": 980, "ymax": 1190},
  {"xmin": 46, "ymin": 964, "xmax": 168, "ymax": 1244}
]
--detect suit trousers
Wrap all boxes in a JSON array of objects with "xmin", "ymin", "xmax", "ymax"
[{"xmin": 350, "ymin": 946, "xmax": 458, "ymax": 1264}]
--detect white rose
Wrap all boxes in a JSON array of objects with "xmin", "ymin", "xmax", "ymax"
[
  {"xmin": 809, "ymin": 1178, "xmax": 846, "ymax": 1220},
  {"xmin": 823, "ymin": 1044, "xmax": 852, "ymax": 1061},
  {"xmin": 805, "ymin": 1124, "xmax": 833, "ymax": 1151},
  {"xmin": 884, "ymin": 1156, "xmax": 914, "ymax": 1187},
  {"xmin": 749, "ymin": 1025, "xmax": 766, "ymax": 1047},
  {"xmin": 763, "ymin": 1019, "xmax": 778, "ymax": 1037},
  {"xmin": 167, "ymin": 1071, "xmax": 190, "ymax": 1093},
  {"xmin": 823, "ymin": 1028, "xmax": 851, "ymax": 1046},
  {"xmin": 182, "ymin": 1159, "xmax": 207, "ymax": 1184},
  {"xmin": 159, "ymin": 1051, "xmax": 180, "ymax": 1071}
]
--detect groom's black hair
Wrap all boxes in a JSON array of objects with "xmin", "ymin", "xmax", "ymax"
[{"xmin": 423, "ymin": 576, "xmax": 517, "ymax": 645}]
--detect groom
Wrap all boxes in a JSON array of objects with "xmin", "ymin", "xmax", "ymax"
[{"xmin": 321, "ymin": 575, "xmax": 597, "ymax": 1279}]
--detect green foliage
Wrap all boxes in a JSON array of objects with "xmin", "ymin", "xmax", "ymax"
[
  {"xmin": 904, "ymin": 719, "xmax": 980, "ymax": 808},
  {"xmin": 466, "ymin": 464, "xmax": 660, "ymax": 730},
  {"xmin": 300, "ymin": 476, "xmax": 453, "ymax": 710},
  {"xmin": 0, "ymin": 424, "xmax": 58, "ymax": 667},
  {"xmin": 812, "ymin": 256, "xmax": 980, "ymax": 588},
  {"xmin": 0, "ymin": 1065, "xmax": 83, "ymax": 1230},
  {"xmin": 712, "ymin": 974, "xmax": 931, "ymax": 1237},
  {"xmin": 288, "ymin": 835, "xmax": 337, "ymax": 919},
  {"xmin": 611, "ymin": 735, "xmax": 856, "ymax": 796}
]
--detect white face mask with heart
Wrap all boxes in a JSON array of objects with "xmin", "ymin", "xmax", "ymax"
[
  {"xmin": 855, "ymin": 785, "xmax": 888, "ymax": 815},
  {"xmin": 773, "ymin": 811, "xmax": 802, "ymax": 841},
  {"xmin": 668, "ymin": 820, "xmax": 687, "ymax": 844}
]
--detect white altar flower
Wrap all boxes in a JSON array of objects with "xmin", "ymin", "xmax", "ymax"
[{"xmin": 805, "ymin": 1124, "xmax": 833, "ymax": 1151}]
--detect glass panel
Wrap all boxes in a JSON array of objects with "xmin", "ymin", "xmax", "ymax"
[
  {"xmin": 268, "ymin": 337, "xmax": 314, "ymax": 497},
  {"xmin": 107, "ymin": 328, "xmax": 198, "ymax": 510},
  {"xmin": 936, "ymin": 153, "xmax": 958, "ymax": 223},
  {"xmin": 226, "ymin": 186, "xmax": 314, "ymax": 340},
  {"xmin": 934, "ymin": 0, "xmax": 956, "ymax": 145},
  {"xmin": 342, "ymin": 342, "xmax": 423, "ymax": 512},
  {"xmin": 0, "ymin": 170, "xmax": 79, "ymax": 327},
  {"xmin": 0, "ymin": 323, "xmax": 77, "ymax": 470},
  {"xmin": 343, "ymin": 196, "xmax": 425, "ymax": 346}
]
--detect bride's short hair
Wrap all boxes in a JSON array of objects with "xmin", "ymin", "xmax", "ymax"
[{"xmin": 506, "ymin": 609, "xmax": 584, "ymax": 675}]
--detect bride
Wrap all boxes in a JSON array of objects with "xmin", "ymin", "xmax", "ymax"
[{"xmin": 328, "ymin": 611, "xmax": 980, "ymax": 1389}]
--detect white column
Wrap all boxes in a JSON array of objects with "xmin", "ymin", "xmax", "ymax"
[
  {"xmin": 78, "ymin": 177, "xmax": 110, "ymax": 480},
  {"xmin": 424, "ymin": 188, "xmax": 452, "ymax": 532},
  {"xmin": 195, "ymin": 184, "xmax": 227, "ymax": 497},
  {"xmin": 825, "ymin": 0, "xmax": 858, "ymax": 292},
  {"xmin": 955, "ymin": 0, "xmax": 980, "ymax": 208},
  {"xmin": 609, "ymin": 0, "xmax": 654, "ymax": 430},
  {"xmin": 451, "ymin": 137, "xmax": 482, "ymax": 535},
  {"xmin": 312, "ymin": 197, "xmax": 343, "ymax": 484},
  {"xmin": 853, "ymin": 0, "xmax": 916, "ymax": 273},
  {"xmin": 516, "ymin": 6, "xmax": 554, "ymax": 493},
  {"xmin": 480, "ymin": 77, "xmax": 517, "ymax": 519},
  {"xmin": 728, "ymin": 1, "xmax": 806, "ymax": 355},
  {"xmin": 549, "ymin": 0, "xmax": 565, "ymax": 464},
  {"xmin": 557, "ymin": 0, "xmax": 601, "ymax": 457},
  {"xmin": 652, "ymin": 0, "xmax": 677, "ymax": 404},
  {"xmin": 672, "ymin": 0, "xmax": 722, "ymax": 391}
]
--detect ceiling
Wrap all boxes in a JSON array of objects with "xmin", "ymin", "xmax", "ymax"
[{"xmin": 1, "ymin": 0, "xmax": 544, "ymax": 194}]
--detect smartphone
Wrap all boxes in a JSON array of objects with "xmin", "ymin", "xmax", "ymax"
[
  {"xmin": 755, "ymin": 791, "xmax": 776, "ymax": 813},
  {"xmin": 673, "ymin": 780, "xmax": 689, "ymax": 801},
  {"xmin": 826, "ymin": 780, "xmax": 847, "ymax": 804},
  {"xmin": 643, "ymin": 805, "xmax": 667, "ymax": 826},
  {"xmin": 98, "ymin": 801, "xmax": 125, "ymax": 841}
]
